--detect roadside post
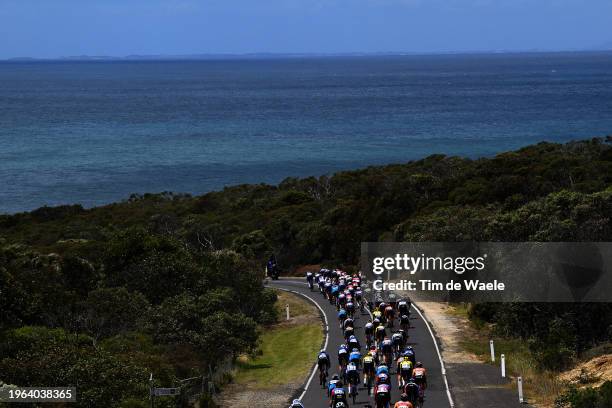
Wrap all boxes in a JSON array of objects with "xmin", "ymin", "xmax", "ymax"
[
  {"xmin": 490, "ymin": 340, "xmax": 495, "ymax": 362},
  {"xmin": 286, "ymin": 304, "xmax": 290, "ymax": 320},
  {"xmin": 518, "ymin": 376, "xmax": 524, "ymax": 403},
  {"xmin": 501, "ymin": 354, "xmax": 506, "ymax": 378},
  {"xmin": 150, "ymin": 373, "xmax": 154, "ymax": 408}
]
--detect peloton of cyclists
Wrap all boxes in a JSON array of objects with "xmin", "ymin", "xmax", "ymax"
[{"xmin": 306, "ymin": 268, "xmax": 430, "ymax": 408}]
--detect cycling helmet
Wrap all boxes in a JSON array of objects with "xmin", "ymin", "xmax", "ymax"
[
  {"xmin": 352, "ymin": 348, "xmax": 359, "ymax": 352},
  {"xmin": 349, "ymin": 335, "xmax": 356, "ymax": 340},
  {"xmin": 320, "ymin": 349, "xmax": 326, "ymax": 353},
  {"xmin": 402, "ymin": 351, "xmax": 411, "ymax": 357},
  {"xmin": 400, "ymin": 393, "xmax": 409, "ymax": 401},
  {"xmin": 332, "ymin": 374, "xmax": 339, "ymax": 380},
  {"xmin": 290, "ymin": 399, "xmax": 304, "ymax": 408},
  {"xmin": 416, "ymin": 361, "xmax": 423, "ymax": 367}
]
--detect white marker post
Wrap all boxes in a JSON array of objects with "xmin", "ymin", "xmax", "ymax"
[
  {"xmin": 286, "ymin": 304, "xmax": 290, "ymax": 320},
  {"xmin": 490, "ymin": 340, "xmax": 495, "ymax": 362},
  {"xmin": 501, "ymin": 354, "xmax": 506, "ymax": 378},
  {"xmin": 518, "ymin": 376, "xmax": 524, "ymax": 403}
]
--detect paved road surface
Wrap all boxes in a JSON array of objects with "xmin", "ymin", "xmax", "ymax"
[{"xmin": 269, "ymin": 280, "xmax": 451, "ymax": 408}]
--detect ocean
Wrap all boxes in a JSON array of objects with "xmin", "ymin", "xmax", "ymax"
[{"xmin": 1, "ymin": 52, "xmax": 612, "ymax": 213}]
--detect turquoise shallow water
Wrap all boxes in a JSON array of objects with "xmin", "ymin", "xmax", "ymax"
[{"xmin": 1, "ymin": 52, "xmax": 612, "ymax": 213}]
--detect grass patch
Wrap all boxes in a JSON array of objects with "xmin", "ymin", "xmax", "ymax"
[
  {"xmin": 234, "ymin": 323, "xmax": 322, "ymax": 389},
  {"xmin": 229, "ymin": 290, "xmax": 323, "ymax": 390},
  {"xmin": 275, "ymin": 290, "xmax": 315, "ymax": 319}
]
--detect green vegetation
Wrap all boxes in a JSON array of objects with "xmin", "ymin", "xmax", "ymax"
[
  {"xmin": 1, "ymin": 138, "xmax": 611, "ymax": 406},
  {"xmin": 232, "ymin": 290, "xmax": 323, "ymax": 389},
  {"xmin": 556, "ymin": 381, "xmax": 612, "ymax": 408},
  {"xmin": 234, "ymin": 324, "xmax": 321, "ymax": 388}
]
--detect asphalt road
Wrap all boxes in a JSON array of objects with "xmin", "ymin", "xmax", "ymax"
[{"xmin": 269, "ymin": 280, "xmax": 451, "ymax": 408}]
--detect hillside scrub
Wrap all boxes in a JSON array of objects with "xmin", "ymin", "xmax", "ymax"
[{"xmin": 1, "ymin": 138, "xmax": 611, "ymax": 405}]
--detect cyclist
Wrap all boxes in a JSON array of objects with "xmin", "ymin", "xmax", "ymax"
[
  {"xmin": 345, "ymin": 361, "xmax": 360, "ymax": 401},
  {"xmin": 370, "ymin": 345, "xmax": 380, "ymax": 365},
  {"xmin": 330, "ymin": 381, "xmax": 348, "ymax": 408},
  {"xmin": 378, "ymin": 302, "xmax": 387, "ymax": 324},
  {"xmin": 402, "ymin": 378, "xmax": 420, "ymax": 407},
  {"xmin": 318, "ymin": 274, "xmax": 326, "ymax": 292},
  {"xmin": 375, "ymin": 324, "xmax": 386, "ymax": 347},
  {"xmin": 363, "ymin": 351, "xmax": 376, "ymax": 391},
  {"xmin": 343, "ymin": 316, "xmax": 354, "ymax": 331},
  {"xmin": 412, "ymin": 362, "xmax": 427, "ymax": 402},
  {"xmin": 392, "ymin": 331, "xmax": 404, "ymax": 356},
  {"xmin": 355, "ymin": 287, "xmax": 364, "ymax": 311},
  {"xmin": 324, "ymin": 281, "xmax": 333, "ymax": 299},
  {"xmin": 374, "ymin": 382, "xmax": 392, "ymax": 408},
  {"xmin": 397, "ymin": 298, "xmax": 410, "ymax": 316},
  {"xmin": 328, "ymin": 374, "xmax": 341, "ymax": 397},
  {"xmin": 380, "ymin": 336, "xmax": 393, "ymax": 364},
  {"xmin": 317, "ymin": 349, "xmax": 330, "ymax": 384},
  {"xmin": 290, "ymin": 399, "xmax": 304, "ymax": 408},
  {"xmin": 338, "ymin": 345, "xmax": 349, "ymax": 371},
  {"xmin": 345, "ymin": 300, "xmax": 355, "ymax": 318},
  {"xmin": 349, "ymin": 348, "xmax": 361, "ymax": 369},
  {"xmin": 338, "ymin": 308, "xmax": 348, "ymax": 329},
  {"xmin": 348, "ymin": 334, "xmax": 360, "ymax": 351},
  {"xmin": 365, "ymin": 321, "xmax": 375, "ymax": 347},
  {"xmin": 331, "ymin": 284, "xmax": 339, "ymax": 304},
  {"xmin": 400, "ymin": 314, "xmax": 410, "ymax": 332},
  {"xmin": 373, "ymin": 307, "xmax": 383, "ymax": 322},
  {"xmin": 397, "ymin": 355, "xmax": 413, "ymax": 387},
  {"xmin": 393, "ymin": 393, "xmax": 414, "ymax": 408},
  {"xmin": 384, "ymin": 304, "xmax": 395, "ymax": 328},
  {"xmin": 403, "ymin": 347, "xmax": 416, "ymax": 366},
  {"xmin": 306, "ymin": 271, "xmax": 314, "ymax": 290},
  {"xmin": 344, "ymin": 325, "xmax": 355, "ymax": 341}
]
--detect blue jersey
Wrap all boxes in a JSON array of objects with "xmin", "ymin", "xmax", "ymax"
[
  {"xmin": 338, "ymin": 310, "xmax": 347, "ymax": 319},
  {"xmin": 349, "ymin": 351, "xmax": 361, "ymax": 362},
  {"xmin": 328, "ymin": 379, "xmax": 340, "ymax": 393}
]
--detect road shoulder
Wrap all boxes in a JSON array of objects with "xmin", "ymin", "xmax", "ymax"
[{"xmin": 415, "ymin": 301, "xmax": 529, "ymax": 408}]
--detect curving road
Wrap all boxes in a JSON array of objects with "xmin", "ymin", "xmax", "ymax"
[{"xmin": 269, "ymin": 279, "xmax": 452, "ymax": 408}]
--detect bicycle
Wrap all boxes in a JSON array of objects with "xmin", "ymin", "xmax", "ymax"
[
  {"xmin": 319, "ymin": 366, "xmax": 328, "ymax": 388},
  {"xmin": 347, "ymin": 374, "xmax": 359, "ymax": 404}
]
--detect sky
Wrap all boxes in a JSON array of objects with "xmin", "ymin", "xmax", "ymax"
[{"xmin": 1, "ymin": 0, "xmax": 612, "ymax": 59}]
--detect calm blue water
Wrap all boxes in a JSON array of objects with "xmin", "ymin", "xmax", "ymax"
[{"xmin": 2, "ymin": 52, "xmax": 612, "ymax": 213}]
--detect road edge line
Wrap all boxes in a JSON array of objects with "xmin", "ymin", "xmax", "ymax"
[{"xmin": 411, "ymin": 302, "xmax": 455, "ymax": 408}]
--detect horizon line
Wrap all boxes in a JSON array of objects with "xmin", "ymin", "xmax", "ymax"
[{"xmin": 4, "ymin": 48, "xmax": 612, "ymax": 62}]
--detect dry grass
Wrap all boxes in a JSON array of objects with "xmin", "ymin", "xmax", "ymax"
[{"xmin": 448, "ymin": 303, "xmax": 565, "ymax": 408}]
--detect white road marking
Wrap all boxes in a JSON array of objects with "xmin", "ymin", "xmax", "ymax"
[{"xmin": 411, "ymin": 303, "xmax": 455, "ymax": 408}]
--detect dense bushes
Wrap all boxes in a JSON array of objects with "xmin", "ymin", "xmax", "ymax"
[{"xmin": 0, "ymin": 233, "xmax": 276, "ymax": 407}]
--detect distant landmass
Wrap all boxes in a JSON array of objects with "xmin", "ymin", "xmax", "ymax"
[{"xmin": 4, "ymin": 48, "xmax": 612, "ymax": 62}]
